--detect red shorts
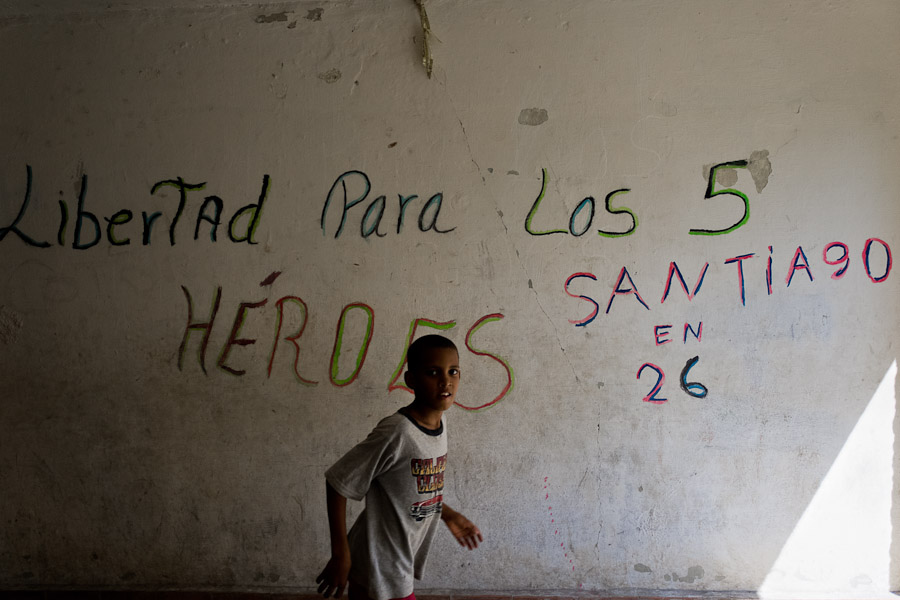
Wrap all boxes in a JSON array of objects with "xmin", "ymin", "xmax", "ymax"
[{"xmin": 348, "ymin": 580, "xmax": 415, "ymax": 600}]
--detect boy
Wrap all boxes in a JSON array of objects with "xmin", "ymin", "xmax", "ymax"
[{"xmin": 316, "ymin": 334, "xmax": 483, "ymax": 600}]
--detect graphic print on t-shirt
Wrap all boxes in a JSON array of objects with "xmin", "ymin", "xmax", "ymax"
[{"xmin": 408, "ymin": 454, "xmax": 446, "ymax": 521}]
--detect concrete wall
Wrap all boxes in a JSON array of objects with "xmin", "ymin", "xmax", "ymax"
[{"xmin": 2, "ymin": 0, "xmax": 899, "ymax": 596}]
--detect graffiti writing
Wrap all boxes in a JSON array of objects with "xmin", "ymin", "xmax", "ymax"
[
  {"xmin": 0, "ymin": 165, "xmax": 270, "ymax": 249},
  {"xmin": 636, "ymin": 355, "xmax": 709, "ymax": 404},
  {"xmin": 177, "ymin": 277, "xmax": 514, "ymax": 411},
  {"xmin": 525, "ymin": 168, "xmax": 636, "ymax": 238},
  {"xmin": 320, "ymin": 170, "xmax": 455, "ymax": 239},
  {"xmin": 567, "ymin": 237, "xmax": 892, "ymax": 403},
  {"xmin": 524, "ymin": 158, "xmax": 767, "ymax": 239},
  {"xmin": 564, "ymin": 238, "xmax": 893, "ymax": 324},
  {"xmin": 690, "ymin": 160, "xmax": 751, "ymax": 236}
]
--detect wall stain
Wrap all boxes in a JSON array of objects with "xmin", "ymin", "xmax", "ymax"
[
  {"xmin": 255, "ymin": 12, "xmax": 290, "ymax": 24},
  {"xmin": 318, "ymin": 68, "xmax": 342, "ymax": 83},
  {"xmin": 748, "ymin": 149, "xmax": 772, "ymax": 192},
  {"xmin": 305, "ymin": 8, "xmax": 324, "ymax": 21},
  {"xmin": 701, "ymin": 149, "xmax": 771, "ymax": 193},
  {"xmin": 0, "ymin": 305, "xmax": 23, "ymax": 344},
  {"xmin": 665, "ymin": 565, "xmax": 704, "ymax": 583},
  {"xmin": 518, "ymin": 108, "xmax": 548, "ymax": 126},
  {"xmin": 716, "ymin": 167, "xmax": 738, "ymax": 188},
  {"xmin": 634, "ymin": 563, "xmax": 652, "ymax": 573}
]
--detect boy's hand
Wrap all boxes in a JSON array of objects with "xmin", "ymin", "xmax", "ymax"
[
  {"xmin": 316, "ymin": 550, "xmax": 351, "ymax": 598},
  {"xmin": 441, "ymin": 505, "xmax": 483, "ymax": 550}
]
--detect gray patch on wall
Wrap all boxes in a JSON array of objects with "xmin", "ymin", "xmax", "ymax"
[
  {"xmin": 702, "ymin": 162, "xmax": 738, "ymax": 187},
  {"xmin": 748, "ymin": 149, "xmax": 772, "ymax": 192},
  {"xmin": 318, "ymin": 68, "xmax": 342, "ymax": 84},
  {"xmin": 634, "ymin": 563, "xmax": 652, "ymax": 573},
  {"xmin": 716, "ymin": 167, "xmax": 738, "ymax": 187},
  {"xmin": 518, "ymin": 108, "xmax": 548, "ymax": 126},
  {"xmin": 0, "ymin": 305, "xmax": 23, "ymax": 344},
  {"xmin": 306, "ymin": 8, "xmax": 324, "ymax": 21},
  {"xmin": 671, "ymin": 566, "xmax": 705, "ymax": 583},
  {"xmin": 255, "ymin": 12, "xmax": 290, "ymax": 24},
  {"xmin": 701, "ymin": 149, "xmax": 771, "ymax": 193}
]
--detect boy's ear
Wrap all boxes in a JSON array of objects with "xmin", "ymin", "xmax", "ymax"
[{"xmin": 404, "ymin": 370, "xmax": 415, "ymax": 389}]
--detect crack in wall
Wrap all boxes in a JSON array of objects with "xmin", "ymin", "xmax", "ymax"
[{"xmin": 443, "ymin": 89, "xmax": 579, "ymax": 388}]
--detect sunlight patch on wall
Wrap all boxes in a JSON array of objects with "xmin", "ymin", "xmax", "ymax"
[{"xmin": 759, "ymin": 360, "xmax": 897, "ymax": 599}]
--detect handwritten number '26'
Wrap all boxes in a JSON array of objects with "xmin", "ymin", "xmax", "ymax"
[{"xmin": 636, "ymin": 356, "xmax": 707, "ymax": 404}]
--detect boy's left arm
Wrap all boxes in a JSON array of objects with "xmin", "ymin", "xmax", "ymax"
[{"xmin": 440, "ymin": 504, "xmax": 483, "ymax": 550}]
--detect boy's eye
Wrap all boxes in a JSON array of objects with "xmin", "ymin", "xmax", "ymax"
[{"xmin": 450, "ymin": 369, "xmax": 460, "ymax": 376}]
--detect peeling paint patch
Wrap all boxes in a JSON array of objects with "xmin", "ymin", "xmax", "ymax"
[
  {"xmin": 518, "ymin": 107, "xmax": 548, "ymax": 126},
  {"xmin": 255, "ymin": 12, "xmax": 290, "ymax": 24},
  {"xmin": 702, "ymin": 162, "xmax": 738, "ymax": 187},
  {"xmin": 716, "ymin": 167, "xmax": 739, "ymax": 187},
  {"xmin": 671, "ymin": 566, "xmax": 705, "ymax": 583},
  {"xmin": 0, "ymin": 305, "xmax": 23, "ymax": 344},
  {"xmin": 634, "ymin": 563, "xmax": 652, "ymax": 573},
  {"xmin": 318, "ymin": 68, "xmax": 342, "ymax": 84},
  {"xmin": 507, "ymin": 170, "xmax": 519, "ymax": 176},
  {"xmin": 702, "ymin": 150, "xmax": 771, "ymax": 194},
  {"xmin": 748, "ymin": 149, "xmax": 772, "ymax": 192},
  {"xmin": 305, "ymin": 8, "xmax": 324, "ymax": 21}
]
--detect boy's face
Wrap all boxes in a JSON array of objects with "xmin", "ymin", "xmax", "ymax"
[{"xmin": 405, "ymin": 347, "xmax": 461, "ymax": 413}]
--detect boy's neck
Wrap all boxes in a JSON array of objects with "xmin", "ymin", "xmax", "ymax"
[{"xmin": 402, "ymin": 401, "xmax": 444, "ymax": 430}]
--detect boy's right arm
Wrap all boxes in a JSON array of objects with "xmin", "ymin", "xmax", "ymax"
[{"xmin": 316, "ymin": 482, "xmax": 351, "ymax": 598}]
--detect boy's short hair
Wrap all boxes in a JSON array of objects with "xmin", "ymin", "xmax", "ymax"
[{"xmin": 407, "ymin": 334, "xmax": 458, "ymax": 372}]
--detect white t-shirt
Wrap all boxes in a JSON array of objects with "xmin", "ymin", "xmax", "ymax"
[{"xmin": 326, "ymin": 411, "xmax": 447, "ymax": 600}]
